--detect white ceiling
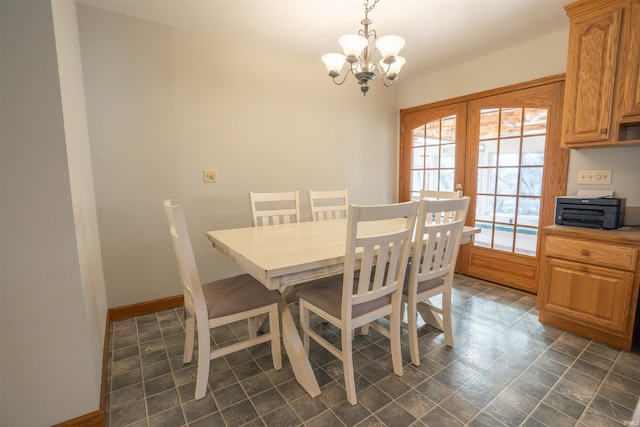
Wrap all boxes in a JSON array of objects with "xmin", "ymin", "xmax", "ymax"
[{"xmin": 76, "ymin": 0, "xmax": 573, "ymax": 79}]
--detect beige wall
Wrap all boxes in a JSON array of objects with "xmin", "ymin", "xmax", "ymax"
[
  {"xmin": 77, "ymin": 6, "xmax": 400, "ymax": 308},
  {"xmin": 0, "ymin": 0, "xmax": 103, "ymax": 424},
  {"xmin": 398, "ymin": 28, "xmax": 640, "ymax": 207}
]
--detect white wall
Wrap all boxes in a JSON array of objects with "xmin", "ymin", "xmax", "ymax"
[
  {"xmin": 76, "ymin": 6, "xmax": 400, "ymax": 308},
  {"xmin": 399, "ymin": 28, "xmax": 640, "ymax": 208},
  {"xmin": 0, "ymin": 0, "xmax": 103, "ymax": 424}
]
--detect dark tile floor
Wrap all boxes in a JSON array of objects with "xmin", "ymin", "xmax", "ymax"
[{"xmin": 106, "ymin": 275, "xmax": 640, "ymax": 427}]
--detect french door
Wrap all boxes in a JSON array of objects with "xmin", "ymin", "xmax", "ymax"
[
  {"xmin": 400, "ymin": 79, "xmax": 568, "ymax": 293},
  {"xmin": 399, "ymin": 102, "xmax": 467, "ymax": 201},
  {"xmin": 460, "ymin": 82, "xmax": 567, "ymax": 293}
]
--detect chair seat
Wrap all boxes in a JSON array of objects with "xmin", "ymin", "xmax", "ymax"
[
  {"xmin": 296, "ymin": 276, "xmax": 390, "ymax": 319},
  {"xmin": 403, "ymin": 275, "xmax": 444, "ymax": 296},
  {"xmin": 203, "ymin": 274, "xmax": 280, "ymax": 318}
]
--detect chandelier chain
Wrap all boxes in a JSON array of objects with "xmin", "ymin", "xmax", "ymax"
[{"xmin": 364, "ymin": 0, "xmax": 381, "ymax": 19}]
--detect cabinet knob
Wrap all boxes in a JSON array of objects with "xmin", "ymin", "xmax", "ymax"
[
  {"xmin": 600, "ymin": 128, "xmax": 608, "ymax": 135},
  {"xmin": 579, "ymin": 266, "xmax": 588, "ymax": 272},
  {"xmin": 581, "ymin": 249, "xmax": 590, "ymax": 256}
]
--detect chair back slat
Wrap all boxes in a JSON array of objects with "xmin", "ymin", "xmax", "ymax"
[
  {"xmin": 308, "ymin": 189, "xmax": 348, "ymax": 221},
  {"xmin": 250, "ymin": 191, "xmax": 300, "ymax": 226}
]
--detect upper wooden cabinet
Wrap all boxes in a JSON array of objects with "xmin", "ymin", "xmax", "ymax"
[{"xmin": 562, "ymin": 0, "xmax": 640, "ymax": 147}]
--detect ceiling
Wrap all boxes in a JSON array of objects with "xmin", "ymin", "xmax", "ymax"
[{"xmin": 76, "ymin": 0, "xmax": 573, "ymax": 80}]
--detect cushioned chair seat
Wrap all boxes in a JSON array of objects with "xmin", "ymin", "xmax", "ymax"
[
  {"xmin": 203, "ymin": 274, "xmax": 281, "ymax": 318},
  {"xmin": 296, "ymin": 276, "xmax": 391, "ymax": 319},
  {"xmin": 402, "ymin": 276, "xmax": 444, "ymax": 296}
]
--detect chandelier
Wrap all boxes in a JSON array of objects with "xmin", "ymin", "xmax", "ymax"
[{"xmin": 321, "ymin": 0, "xmax": 405, "ymax": 96}]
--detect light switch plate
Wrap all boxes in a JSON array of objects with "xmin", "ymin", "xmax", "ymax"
[
  {"xmin": 203, "ymin": 169, "xmax": 217, "ymax": 183},
  {"xmin": 577, "ymin": 169, "xmax": 612, "ymax": 185}
]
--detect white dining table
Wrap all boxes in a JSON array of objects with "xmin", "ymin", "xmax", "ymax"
[{"xmin": 206, "ymin": 218, "xmax": 480, "ymax": 397}]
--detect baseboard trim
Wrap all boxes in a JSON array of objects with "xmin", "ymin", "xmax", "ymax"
[
  {"xmin": 109, "ymin": 295, "xmax": 184, "ymax": 322},
  {"xmin": 52, "ymin": 410, "xmax": 103, "ymax": 427},
  {"xmin": 54, "ymin": 295, "xmax": 184, "ymax": 426}
]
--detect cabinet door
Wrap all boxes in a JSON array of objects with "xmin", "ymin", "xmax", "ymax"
[
  {"xmin": 562, "ymin": 8, "xmax": 623, "ymax": 146},
  {"xmin": 619, "ymin": 0, "xmax": 640, "ymax": 119},
  {"xmin": 540, "ymin": 258, "xmax": 634, "ymax": 334}
]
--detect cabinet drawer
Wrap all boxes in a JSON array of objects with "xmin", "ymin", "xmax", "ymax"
[{"xmin": 545, "ymin": 235, "xmax": 637, "ymax": 271}]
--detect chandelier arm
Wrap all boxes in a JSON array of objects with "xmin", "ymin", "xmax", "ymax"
[{"xmin": 330, "ymin": 72, "xmax": 351, "ymax": 86}]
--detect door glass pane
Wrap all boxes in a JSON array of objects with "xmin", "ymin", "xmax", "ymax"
[
  {"xmin": 476, "ymin": 195, "xmax": 495, "ymax": 222},
  {"xmin": 496, "ymin": 196, "xmax": 516, "ymax": 224},
  {"xmin": 412, "ymin": 146, "xmax": 425, "ymax": 168},
  {"xmin": 500, "ymin": 108, "xmax": 522, "ymax": 137},
  {"xmin": 439, "ymin": 169, "xmax": 454, "ymax": 192},
  {"xmin": 477, "ymin": 167, "xmax": 496, "ymax": 194},
  {"xmin": 494, "ymin": 224, "xmax": 514, "ymax": 252},
  {"xmin": 523, "ymin": 108, "xmax": 548, "ymax": 135},
  {"xmin": 413, "ymin": 125, "xmax": 425, "ymax": 146},
  {"xmin": 478, "ymin": 140, "xmax": 498, "ymax": 166},
  {"xmin": 425, "ymin": 170, "xmax": 438, "ymax": 191},
  {"xmin": 497, "ymin": 168, "xmax": 518, "ymax": 195},
  {"xmin": 410, "ymin": 114, "xmax": 457, "ymax": 200},
  {"xmin": 498, "ymin": 138, "xmax": 520, "ymax": 166},
  {"xmin": 515, "ymin": 227, "xmax": 538, "ymax": 255},
  {"xmin": 479, "ymin": 109, "xmax": 499, "ymax": 139},
  {"xmin": 411, "ymin": 170, "xmax": 424, "ymax": 192},
  {"xmin": 425, "ymin": 145, "xmax": 440, "ymax": 167},
  {"xmin": 474, "ymin": 106, "xmax": 548, "ymax": 256},
  {"xmin": 519, "ymin": 167, "xmax": 543, "ymax": 196},
  {"xmin": 441, "ymin": 144, "xmax": 455, "ymax": 168},
  {"xmin": 425, "ymin": 121, "xmax": 439, "ymax": 141},
  {"xmin": 517, "ymin": 197, "xmax": 540, "ymax": 227},
  {"xmin": 474, "ymin": 221, "xmax": 493, "ymax": 248},
  {"xmin": 522, "ymin": 135, "xmax": 545, "ymax": 165}
]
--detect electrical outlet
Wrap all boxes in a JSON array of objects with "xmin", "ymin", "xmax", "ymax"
[
  {"xmin": 203, "ymin": 169, "xmax": 217, "ymax": 183},
  {"xmin": 577, "ymin": 169, "xmax": 612, "ymax": 185}
]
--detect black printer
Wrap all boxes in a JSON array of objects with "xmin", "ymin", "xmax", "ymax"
[{"xmin": 555, "ymin": 197, "xmax": 625, "ymax": 229}]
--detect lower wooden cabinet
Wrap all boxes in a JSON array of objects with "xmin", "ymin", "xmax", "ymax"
[{"xmin": 538, "ymin": 226, "xmax": 640, "ymax": 350}]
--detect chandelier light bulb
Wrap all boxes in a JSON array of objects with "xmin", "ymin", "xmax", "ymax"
[
  {"xmin": 385, "ymin": 56, "xmax": 405, "ymax": 76},
  {"xmin": 322, "ymin": 53, "xmax": 347, "ymax": 74},
  {"xmin": 339, "ymin": 34, "xmax": 368, "ymax": 57},
  {"xmin": 375, "ymin": 35, "xmax": 405, "ymax": 60}
]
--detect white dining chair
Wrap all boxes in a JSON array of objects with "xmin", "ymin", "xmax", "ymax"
[
  {"xmin": 403, "ymin": 197, "xmax": 470, "ymax": 365},
  {"xmin": 419, "ymin": 189, "xmax": 463, "ymax": 200},
  {"xmin": 419, "ymin": 189, "xmax": 466, "ymax": 224},
  {"xmin": 249, "ymin": 191, "xmax": 300, "ymax": 226},
  {"xmin": 308, "ymin": 189, "xmax": 349, "ymax": 221},
  {"xmin": 163, "ymin": 200, "xmax": 282, "ymax": 400},
  {"xmin": 297, "ymin": 201, "xmax": 418, "ymax": 405}
]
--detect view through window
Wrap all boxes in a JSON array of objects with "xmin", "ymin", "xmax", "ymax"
[
  {"xmin": 474, "ymin": 107, "xmax": 548, "ymax": 256},
  {"xmin": 410, "ymin": 114, "xmax": 457, "ymax": 200}
]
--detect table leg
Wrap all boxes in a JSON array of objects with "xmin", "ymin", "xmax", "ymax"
[
  {"xmin": 278, "ymin": 299, "xmax": 321, "ymax": 397},
  {"xmin": 416, "ymin": 301, "xmax": 443, "ymax": 329}
]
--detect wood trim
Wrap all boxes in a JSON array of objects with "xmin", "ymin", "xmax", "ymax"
[
  {"xmin": 52, "ymin": 411, "xmax": 103, "ymax": 427},
  {"xmin": 399, "ymin": 74, "xmax": 566, "ymax": 116},
  {"xmin": 53, "ymin": 295, "xmax": 184, "ymax": 426},
  {"xmin": 109, "ymin": 295, "xmax": 184, "ymax": 322}
]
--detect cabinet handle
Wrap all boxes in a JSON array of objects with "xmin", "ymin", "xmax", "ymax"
[{"xmin": 581, "ymin": 249, "xmax": 590, "ymax": 256}]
